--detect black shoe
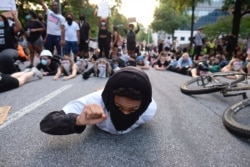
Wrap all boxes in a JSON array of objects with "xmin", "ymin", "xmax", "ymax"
[
  {"xmin": 82, "ymin": 72, "xmax": 89, "ymax": 80},
  {"xmin": 26, "ymin": 64, "xmax": 33, "ymax": 68}
]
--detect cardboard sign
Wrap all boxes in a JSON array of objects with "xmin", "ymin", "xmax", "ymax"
[
  {"xmin": 0, "ymin": 106, "xmax": 11, "ymax": 125},
  {"xmin": 97, "ymin": 0, "xmax": 110, "ymax": 18},
  {"xmin": 127, "ymin": 17, "xmax": 136, "ymax": 23},
  {"xmin": 89, "ymin": 40, "xmax": 98, "ymax": 49},
  {"xmin": 0, "ymin": 0, "xmax": 16, "ymax": 11}
]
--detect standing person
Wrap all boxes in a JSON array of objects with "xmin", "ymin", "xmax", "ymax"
[
  {"xmin": 39, "ymin": 0, "xmax": 66, "ymax": 57},
  {"xmin": 78, "ymin": 13, "xmax": 90, "ymax": 59},
  {"xmin": 193, "ymin": 27, "xmax": 205, "ymax": 60},
  {"xmin": 111, "ymin": 26, "xmax": 120, "ymax": 59},
  {"xmin": 63, "ymin": 13, "xmax": 80, "ymax": 62},
  {"xmin": 24, "ymin": 11, "xmax": 45, "ymax": 68},
  {"xmin": 97, "ymin": 19, "xmax": 110, "ymax": 59},
  {"xmin": 124, "ymin": 22, "xmax": 140, "ymax": 65},
  {"xmin": 40, "ymin": 66, "xmax": 157, "ymax": 135},
  {"xmin": 37, "ymin": 13, "xmax": 47, "ymax": 41},
  {"xmin": 163, "ymin": 37, "xmax": 171, "ymax": 51},
  {"xmin": 0, "ymin": 11, "xmax": 22, "ymax": 74}
]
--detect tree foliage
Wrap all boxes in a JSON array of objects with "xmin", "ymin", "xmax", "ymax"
[{"xmin": 151, "ymin": 1, "xmax": 189, "ymax": 36}]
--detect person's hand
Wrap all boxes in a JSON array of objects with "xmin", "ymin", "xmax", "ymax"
[
  {"xmin": 76, "ymin": 104, "xmax": 107, "ymax": 126},
  {"xmin": 53, "ymin": 76, "xmax": 59, "ymax": 80},
  {"xmin": 60, "ymin": 40, "xmax": 66, "ymax": 46},
  {"xmin": 62, "ymin": 76, "xmax": 69, "ymax": 80},
  {"xmin": 42, "ymin": 72, "xmax": 48, "ymax": 76},
  {"xmin": 10, "ymin": 10, "xmax": 17, "ymax": 18}
]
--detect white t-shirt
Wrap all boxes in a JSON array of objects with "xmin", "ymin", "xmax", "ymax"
[
  {"xmin": 64, "ymin": 21, "xmax": 79, "ymax": 42},
  {"xmin": 62, "ymin": 90, "xmax": 157, "ymax": 134},
  {"xmin": 46, "ymin": 9, "xmax": 65, "ymax": 36}
]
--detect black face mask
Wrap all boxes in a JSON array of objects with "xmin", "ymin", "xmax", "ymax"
[
  {"xmin": 52, "ymin": 8, "xmax": 58, "ymax": 14},
  {"xmin": 67, "ymin": 18, "xmax": 73, "ymax": 25},
  {"xmin": 38, "ymin": 17, "xmax": 43, "ymax": 22},
  {"xmin": 79, "ymin": 16, "xmax": 85, "ymax": 21}
]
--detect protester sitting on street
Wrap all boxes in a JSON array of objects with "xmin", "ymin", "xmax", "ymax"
[
  {"xmin": 0, "ymin": 67, "xmax": 43, "ymax": 93},
  {"xmin": 0, "ymin": 11, "xmax": 22, "ymax": 74},
  {"xmin": 153, "ymin": 51, "xmax": 171, "ymax": 71},
  {"xmin": 36, "ymin": 50, "xmax": 60, "ymax": 76},
  {"xmin": 40, "ymin": 66, "xmax": 157, "ymax": 135},
  {"xmin": 53, "ymin": 55, "xmax": 79, "ymax": 81}
]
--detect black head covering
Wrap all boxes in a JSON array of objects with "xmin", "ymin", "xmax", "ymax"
[{"xmin": 102, "ymin": 66, "xmax": 152, "ymax": 131}]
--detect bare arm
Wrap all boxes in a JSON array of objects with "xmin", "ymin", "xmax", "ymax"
[
  {"xmin": 39, "ymin": 0, "xmax": 48, "ymax": 12},
  {"xmin": 11, "ymin": 11, "xmax": 22, "ymax": 34},
  {"xmin": 63, "ymin": 64, "xmax": 78, "ymax": 80}
]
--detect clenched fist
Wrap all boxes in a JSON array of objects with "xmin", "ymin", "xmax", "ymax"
[{"xmin": 76, "ymin": 104, "xmax": 107, "ymax": 126}]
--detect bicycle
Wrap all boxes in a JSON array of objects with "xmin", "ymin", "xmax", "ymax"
[{"xmin": 180, "ymin": 72, "xmax": 250, "ymax": 138}]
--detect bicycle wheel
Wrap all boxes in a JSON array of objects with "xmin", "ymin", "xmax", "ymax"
[
  {"xmin": 180, "ymin": 72, "xmax": 245, "ymax": 95},
  {"xmin": 223, "ymin": 99, "xmax": 250, "ymax": 138}
]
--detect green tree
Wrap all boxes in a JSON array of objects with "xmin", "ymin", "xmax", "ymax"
[
  {"xmin": 221, "ymin": 0, "xmax": 250, "ymax": 59},
  {"xmin": 151, "ymin": 1, "xmax": 189, "ymax": 41}
]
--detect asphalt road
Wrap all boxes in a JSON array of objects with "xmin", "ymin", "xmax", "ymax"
[{"xmin": 0, "ymin": 67, "xmax": 250, "ymax": 167}]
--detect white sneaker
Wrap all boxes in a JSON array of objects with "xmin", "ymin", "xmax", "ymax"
[
  {"xmin": 23, "ymin": 68, "xmax": 31, "ymax": 72},
  {"xmin": 31, "ymin": 67, "xmax": 43, "ymax": 79}
]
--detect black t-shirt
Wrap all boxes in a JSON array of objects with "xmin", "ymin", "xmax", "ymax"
[
  {"xmin": 156, "ymin": 59, "xmax": 170, "ymax": 68},
  {"xmin": 0, "ymin": 26, "xmax": 17, "ymax": 52},
  {"xmin": 36, "ymin": 60, "xmax": 59, "ymax": 76},
  {"xmin": 79, "ymin": 21, "xmax": 90, "ymax": 41},
  {"xmin": 25, "ymin": 20, "xmax": 44, "ymax": 42}
]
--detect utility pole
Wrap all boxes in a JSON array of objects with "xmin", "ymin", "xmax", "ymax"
[{"xmin": 190, "ymin": 0, "xmax": 195, "ymax": 49}]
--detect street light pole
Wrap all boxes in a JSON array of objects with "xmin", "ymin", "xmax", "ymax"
[{"xmin": 190, "ymin": 0, "xmax": 195, "ymax": 49}]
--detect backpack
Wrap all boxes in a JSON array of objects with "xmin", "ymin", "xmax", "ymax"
[{"xmin": 127, "ymin": 30, "xmax": 135, "ymax": 43}]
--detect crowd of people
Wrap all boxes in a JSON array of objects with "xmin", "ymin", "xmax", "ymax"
[
  {"xmin": 1, "ymin": 0, "xmax": 250, "ymax": 136},
  {"xmin": 0, "ymin": 0, "xmax": 250, "ymax": 92}
]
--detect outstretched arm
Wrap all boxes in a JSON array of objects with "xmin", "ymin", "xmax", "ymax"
[
  {"xmin": 39, "ymin": 0, "xmax": 48, "ymax": 12},
  {"xmin": 40, "ymin": 110, "xmax": 86, "ymax": 135}
]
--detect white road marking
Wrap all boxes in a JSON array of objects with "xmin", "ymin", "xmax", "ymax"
[{"xmin": 0, "ymin": 84, "xmax": 73, "ymax": 129}]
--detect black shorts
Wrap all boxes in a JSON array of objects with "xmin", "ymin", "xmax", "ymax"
[{"xmin": 0, "ymin": 73, "xmax": 19, "ymax": 93}]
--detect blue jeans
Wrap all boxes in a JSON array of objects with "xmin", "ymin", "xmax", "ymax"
[{"xmin": 45, "ymin": 34, "xmax": 62, "ymax": 57}]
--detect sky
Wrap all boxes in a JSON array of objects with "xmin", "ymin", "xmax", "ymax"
[{"xmin": 90, "ymin": 0, "xmax": 158, "ymax": 28}]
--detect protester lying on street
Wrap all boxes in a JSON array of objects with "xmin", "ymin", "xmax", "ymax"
[
  {"xmin": 189, "ymin": 61, "xmax": 210, "ymax": 78},
  {"xmin": 82, "ymin": 58, "xmax": 112, "ymax": 79},
  {"xmin": 53, "ymin": 55, "xmax": 79, "ymax": 81},
  {"xmin": 167, "ymin": 52, "xmax": 193, "ymax": 75},
  {"xmin": 221, "ymin": 52, "xmax": 245, "ymax": 73},
  {"xmin": 40, "ymin": 66, "xmax": 157, "ymax": 135},
  {"xmin": 136, "ymin": 55, "xmax": 150, "ymax": 70},
  {"xmin": 36, "ymin": 50, "xmax": 60, "ymax": 76},
  {"xmin": 0, "ymin": 67, "xmax": 43, "ymax": 93},
  {"xmin": 153, "ymin": 51, "xmax": 171, "ymax": 71}
]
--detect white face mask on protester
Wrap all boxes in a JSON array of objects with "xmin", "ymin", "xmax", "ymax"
[
  {"xmin": 61, "ymin": 60, "xmax": 71, "ymax": 75},
  {"xmin": 232, "ymin": 61, "xmax": 242, "ymax": 71}
]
